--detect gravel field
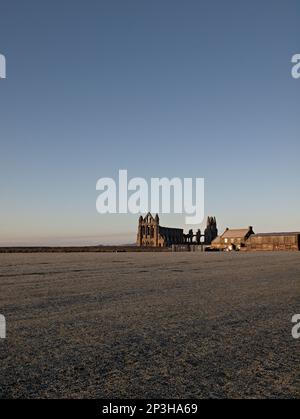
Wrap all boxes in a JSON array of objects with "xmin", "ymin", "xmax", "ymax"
[{"xmin": 0, "ymin": 252, "xmax": 299, "ymax": 399}]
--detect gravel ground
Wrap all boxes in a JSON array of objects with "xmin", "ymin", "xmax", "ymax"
[{"xmin": 0, "ymin": 251, "xmax": 299, "ymax": 399}]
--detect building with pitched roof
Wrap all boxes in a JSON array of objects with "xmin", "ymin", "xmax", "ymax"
[{"xmin": 211, "ymin": 226, "xmax": 255, "ymax": 251}]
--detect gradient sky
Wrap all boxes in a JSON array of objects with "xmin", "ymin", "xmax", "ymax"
[{"xmin": 0, "ymin": 0, "xmax": 299, "ymax": 245}]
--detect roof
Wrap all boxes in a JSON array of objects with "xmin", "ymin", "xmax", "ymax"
[
  {"xmin": 221, "ymin": 228, "xmax": 252, "ymax": 239},
  {"xmin": 251, "ymin": 232, "xmax": 300, "ymax": 237}
]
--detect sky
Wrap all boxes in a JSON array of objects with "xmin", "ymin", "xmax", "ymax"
[{"xmin": 0, "ymin": 0, "xmax": 299, "ymax": 245}]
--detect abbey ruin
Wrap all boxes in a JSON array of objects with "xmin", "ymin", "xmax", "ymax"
[{"xmin": 137, "ymin": 213, "xmax": 218, "ymax": 247}]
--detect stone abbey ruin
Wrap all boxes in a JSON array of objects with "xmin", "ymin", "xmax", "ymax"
[{"xmin": 137, "ymin": 212, "xmax": 217, "ymax": 247}]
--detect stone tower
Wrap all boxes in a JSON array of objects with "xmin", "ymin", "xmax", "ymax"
[
  {"xmin": 137, "ymin": 212, "xmax": 160, "ymax": 247},
  {"xmin": 204, "ymin": 216, "xmax": 218, "ymax": 244}
]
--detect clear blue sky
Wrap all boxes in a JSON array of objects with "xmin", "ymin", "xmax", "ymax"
[{"xmin": 0, "ymin": 0, "xmax": 299, "ymax": 245}]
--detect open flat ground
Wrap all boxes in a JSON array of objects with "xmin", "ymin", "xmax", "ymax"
[{"xmin": 0, "ymin": 252, "xmax": 299, "ymax": 399}]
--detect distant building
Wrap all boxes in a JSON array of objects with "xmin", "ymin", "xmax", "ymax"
[
  {"xmin": 137, "ymin": 213, "xmax": 184, "ymax": 247},
  {"xmin": 246, "ymin": 232, "xmax": 300, "ymax": 252},
  {"xmin": 211, "ymin": 226, "xmax": 254, "ymax": 251},
  {"xmin": 137, "ymin": 213, "xmax": 218, "ymax": 247}
]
